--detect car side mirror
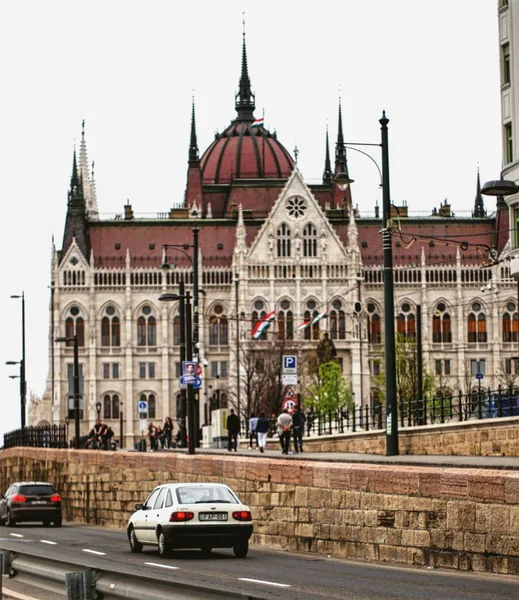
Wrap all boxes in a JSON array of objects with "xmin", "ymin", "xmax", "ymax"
[{"xmin": 135, "ymin": 503, "xmax": 143, "ymax": 511}]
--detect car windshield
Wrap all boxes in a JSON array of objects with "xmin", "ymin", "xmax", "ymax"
[
  {"xmin": 18, "ymin": 485, "xmax": 55, "ymax": 496},
  {"xmin": 176, "ymin": 486, "xmax": 238, "ymax": 504}
]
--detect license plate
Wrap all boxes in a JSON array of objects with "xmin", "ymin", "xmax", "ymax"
[
  {"xmin": 31, "ymin": 500, "xmax": 47, "ymax": 505},
  {"xmin": 199, "ymin": 512, "xmax": 228, "ymax": 521}
]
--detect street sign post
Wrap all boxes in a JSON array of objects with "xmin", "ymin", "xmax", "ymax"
[
  {"xmin": 282, "ymin": 373, "xmax": 298, "ymax": 385},
  {"xmin": 476, "ymin": 373, "xmax": 484, "ymax": 380},
  {"xmin": 283, "ymin": 355, "xmax": 297, "ymax": 374},
  {"xmin": 282, "ymin": 386, "xmax": 297, "ymax": 412},
  {"xmin": 137, "ymin": 400, "xmax": 148, "ymax": 413}
]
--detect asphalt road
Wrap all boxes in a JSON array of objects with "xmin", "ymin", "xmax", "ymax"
[{"xmin": 1, "ymin": 523, "xmax": 519, "ymax": 600}]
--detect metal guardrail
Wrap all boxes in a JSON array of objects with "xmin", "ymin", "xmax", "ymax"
[
  {"xmin": 3, "ymin": 424, "xmax": 68, "ymax": 449},
  {"xmin": 1, "ymin": 549, "xmax": 264, "ymax": 600}
]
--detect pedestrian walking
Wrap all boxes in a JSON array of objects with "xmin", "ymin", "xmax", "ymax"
[
  {"xmin": 248, "ymin": 413, "xmax": 258, "ymax": 449},
  {"xmin": 255, "ymin": 412, "xmax": 270, "ymax": 453},
  {"xmin": 147, "ymin": 422, "xmax": 159, "ymax": 452},
  {"xmin": 163, "ymin": 416, "xmax": 174, "ymax": 449},
  {"xmin": 291, "ymin": 405, "xmax": 306, "ymax": 454},
  {"xmin": 276, "ymin": 409, "xmax": 292, "ymax": 455},
  {"xmin": 226, "ymin": 408, "xmax": 240, "ymax": 452}
]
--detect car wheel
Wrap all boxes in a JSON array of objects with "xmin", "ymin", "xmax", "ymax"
[
  {"xmin": 43, "ymin": 519, "xmax": 51, "ymax": 527},
  {"xmin": 158, "ymin": 531, "xmax": 171, "ymax": 558},
  {"xmin": 54, "ymin": 516, "xmax": 62, "ymax": 528},
  {"xmin": 200, "ymin": 545, "xmax": 213, "ymax": 556},
  {"xmin": 233, "ymin": 539, "xmax": 248, "ymax": 558},
  {"xmin": 129, "ymin": 527, "xmax": 143, "ymax": 553},
  {"xmin": 6, "ymin": 511, "xmax": 16, "ymax": 527}
]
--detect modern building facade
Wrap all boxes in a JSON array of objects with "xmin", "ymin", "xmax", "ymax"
[{"xmin": 33, "ymin": 34, "xmax": 517, "ymax": 446}]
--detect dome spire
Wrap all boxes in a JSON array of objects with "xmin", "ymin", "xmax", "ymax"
[
  {"xmin": 472, "ymin": 165, "xmax": 486, "ymax": 218},
  {"xmin": 189, "ymin": 95, "xmax": 199, "ymax": 163},
  {"xmin": 335, "ymin": 97, "xmax": 349, "ymax": 177},
  {"xmin": 235, "ymin": 18, "xmax": 255, "ymax": 121},
  {"xmin": 323, "ymin": 123, "xmax": 333, "ymax": 184}
]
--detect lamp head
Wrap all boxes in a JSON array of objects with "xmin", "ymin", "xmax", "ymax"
[
  {"xmin": 334, "ymin": 171, "xmax": 355, "ymax": 192},
  {"xmin": 55, "ymin": 336, "xmax": 67, "ymax": 343},
  {"xmin": 5, "ymin": 361, "xmax": 19, "ymax": 365},
  {"xmin": 481, "ymin": 179, "xmax": 519, "ymax": 197},
  {"xmin": 159, "ymin": 293, "xmax": 182, "ymax": 302}
]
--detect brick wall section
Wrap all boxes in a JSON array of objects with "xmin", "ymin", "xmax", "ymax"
[
  {"xmin": 1, "ymin": 448, "xmax": 519, "ymax": 574},
  {"xmin": 297, "ymin": 418, "xmax": 519, "ymax": 456}
]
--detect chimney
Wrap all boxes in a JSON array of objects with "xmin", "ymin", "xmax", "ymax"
[{"xmin": 124, "ymin": 199, "xmax": 134, "ymax": 220}]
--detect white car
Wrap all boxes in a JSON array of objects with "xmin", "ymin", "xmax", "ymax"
[{"xmin": 127, "ymin": 482, "xmax": 253, "ymax": 558}]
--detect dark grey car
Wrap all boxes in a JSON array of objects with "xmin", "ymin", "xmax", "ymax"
[{"xmin": 0, "ymin": 482, "xmax": 62, "ymax": 527}]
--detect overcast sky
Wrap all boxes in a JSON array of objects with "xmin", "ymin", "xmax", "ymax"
[{"xmin": 0, "ymin": 1, "xmax": 501, "ymax": 441}]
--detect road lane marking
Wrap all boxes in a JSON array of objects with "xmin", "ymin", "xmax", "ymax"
[
  {"xmin": 40, "ymin": 539, "xmax": 58, "ymax": 545},
  {"xmin": 238, "ymin": 577, "xmax": 291, "ymax": 588},
  {"xmin": 144, "ymin": 562, "xmax": 180, "ymax": 570},
  {"xmin": 10, "ymin": 533, "xmax": 24, "ymax": 538},
  {"xmin": 82, "ymin": 548, "xmax": 106, "ymax": 555}
]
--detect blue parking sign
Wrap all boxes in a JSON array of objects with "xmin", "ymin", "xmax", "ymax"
[{"xmin": 283, "ymin": 355, "xmax": 297, "ymax": 374}]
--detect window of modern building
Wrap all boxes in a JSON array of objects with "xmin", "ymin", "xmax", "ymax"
[
  {"xmin": 502, "ymin": 43, "xmax": 511, "ymax": 85},
  {"xmin": 502, "ymin": 301, "xmax": 519, "ymax": 342},
  {"xmin": 330, "ymin": 299, "xmax": 346, "ymax": 340},
  {"xmin": 173, "ymin": 315, "xmax": 181, "ymax": 345},
  {"xmin": 209, "ymin": 304, "xmax": 228, "ymax": 346},
  {"xmin": 277, "ymin": 223, "xmax": 291, "ymax": 257},
  {"xmin": 65, "ymin": 305, "xmax": 85, "ymax": 346},
  {"xmin": 505, "ymin": 358, "xmax": 519, "ymax": 375},
  {"xmin": 101, "ymin": 305, "xmax": 120, "ymax": 347},
  {"xmin": 211, "ymin": 361, "xmax": 228, "ymax": 378},
  {"xmin": 505, "ymin": 122, "xmax": 513, "ymax": 164},
  {"xmin": 467, "ymin": 302, "xmax": 487, "ymax": 343},
  {"xmin": 277, "ymin": 299, "xmax": 294, "ymax": 340},
  {"xmin": 432, "ymin": 302, "xmax": 452, "ymax": 343},
  {"xmin": 397, "ymin": 302, "xmax": 416, "ymax": 339},
  {"xmin": 367, "ymin": 302, "xmax": 381, "ymax": 344},
  {"xmin": 302, "ymin": 223, "xmax": 317, "ymax": 257},
  {"xmin": 103, "ymin": 363, "xmax": 119, "ymax": 379},
  {"xmin": 470, "ymin": 359, "xmax": 486, "ymax": 376},
  {"xmin": 137, "ymin": 306, "xmax": 156, "ymax": 346},
  {"xmin": 103, "ymin": 393, "xmax": 120, "ymax": 419},
  {"xmin": 444, "ymin": 359, "xmax": 451, "ymax": 375}
]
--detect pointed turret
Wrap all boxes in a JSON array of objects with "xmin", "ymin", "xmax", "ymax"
[
  {"xmin": 322, "ymin": 125, "xmax": 333, "ymax": 184},
  {"xmin": 334, "ymin": 99, "xmax": 349, "ymax": 176},
  {"xmin": 472, "ymin": 168, "xmax": 486, "ymax": 218},
  {"xmin": 61, "ymin": 147, "xmax": 89, "ymax": 261},
  {"xmin": 333, "ymin": 99, "xmax": 352, "ymax": 209},
  {"xmin": 189, "ymin": 97, "xmax": 199, "ymax": 163},
  {"xmin": 79, "ymin": 120, "xmax": 99, "ymax": 220},
  {"xmin": 234, "ymin": 28, "xmax": 255, "ymax": 122},
  {"xmin": 184, "ymin": 97, "xmax": 203, "ymax": 211}
]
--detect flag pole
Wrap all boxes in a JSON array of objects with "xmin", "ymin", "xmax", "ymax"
[{"xmin": 262, "ymin": 109, "xmax": 265, "ymax": 176}]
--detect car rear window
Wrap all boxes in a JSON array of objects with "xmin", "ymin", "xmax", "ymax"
[
  {"xmin": 176, "ymin": 486, "xmax": 238, "ymax": 504},
  {"xmin": 18, "ymin": 485, "xmax": 55, "ymax": 496}
]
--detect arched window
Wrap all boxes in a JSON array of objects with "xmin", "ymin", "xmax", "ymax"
[
  {"xmin": 277, "ymin": 224, "xmax": 291, "ymax": 257},
  {"xmin": 251, "ymin": 300, "xmax": 268, "ymax": 342},
  {"xmin": 330, "ymin": 299, "xmax": 346, "ymax": 340},
  {"xmin": 432, "ymin": 302, "xmax": 452, "ymax": 343},
  {"xmin": 397, "ymin": 302, "xmax": 416, "ymax": 339},
  {"xmin": 140, "ymin": 392, "xmax": 156, "ymax": 419},
  {"xmin": 303, "ymin": 223, "xmax": 317, "ymax": 257},
  {"xmin": 101, "ymin": 306, "xmax": 120, "ymax": 347},
  {"xmin": 173, "ymin": 315, "xmax": 181, "ymax": 346},
  {"xmin": 502, "ymin": 301, "xmax": 519, "ymax": 342},
  {"xmin": 137, "ymin": 306, "xmax": 156, "ymax": 346},
  {"xmin": 209, "ymin": 304, "xmax": 228, "ymax": 346},
  {"xmin": 468, "ymin": 302, "xmax": 487, "ymax": 343},
  {"xmin": 103, "ymin": 394, "xmax": 120, "ymax": 419},
  {"xmin": 367, "ymin": 302, "xmax": 381, "ymax": 344},
  {"xmin": 65, "ymin": 306, "xmax": 85, "ymax": 346},
  {"xmin": 303, "ymin": 300, "xmax": 321, "ymax": 341},
  {"xmin": 277, "ymin": 300, "xmax": 294, "ymax": 340}
]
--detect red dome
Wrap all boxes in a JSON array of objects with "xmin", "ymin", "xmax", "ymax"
[{"xmin": 200, "ymin": 121, "xmax": 294, "ymax": 184}]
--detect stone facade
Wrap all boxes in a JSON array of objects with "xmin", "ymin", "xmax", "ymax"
[{"xmin": 2, "ymin": 448, "xmax": 519, "ymax": 574}]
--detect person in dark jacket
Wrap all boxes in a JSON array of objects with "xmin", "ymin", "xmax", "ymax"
[
  {"xmin": 226, "ymin": 408, "xmax": 240, "ymax": 452},
  {"xmin": 291, "ymin": 405, "xmax": 306, "ymax": 454},
  {"xmin": 255, "ymin": 412, "xmax": 270, "ymax": 453}
]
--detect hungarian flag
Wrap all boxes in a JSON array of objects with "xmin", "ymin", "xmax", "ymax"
[
  {"xmin": 251, "ymin": 311, "xmax": 275, "ymax": 339},
  {"xmin": 297, "ymin": 312, "xmax": 327, "ymax": 332},
  {"xmin": 251, "ymin": 117, "xmax": 264, "ymax": 128}
]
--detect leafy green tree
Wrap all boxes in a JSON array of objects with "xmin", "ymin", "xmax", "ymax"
[{"xmin": 304, "ymin": 360, "xmax": 353, "ymax": 413}]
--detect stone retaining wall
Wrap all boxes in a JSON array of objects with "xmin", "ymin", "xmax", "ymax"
[
  {"xmin": 1, "ymin": 448, "xmax": 519, "ymax": 574},
  {"xmin": 289, "ymin": 417, "xmax": 519, "ymax": 456}
]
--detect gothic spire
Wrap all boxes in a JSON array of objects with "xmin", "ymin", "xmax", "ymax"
[
  {"xmin": 68, "ymin": 147, "xmax": 84, "ymax": 206},
  {"xmin": 79, "ymin": 120, "xmax": 99, "ymax": 220},
  {"xmin": 234, "ymin": 25, "xmax": 255, "ymax": 121},
  {"xmin": 335, "ymin": 98, "xmax": 349, "ymax": 177},
  {"xmin": 472, "ymin": 167, "xmax": 486, "ymax": 218},
  {"xmin": 189, "ymin": 96, "xmax": 199, "ymax": 163},
  {"xmin": 323, "ymin": 124, "xmax": 333, "ymax": 184}
]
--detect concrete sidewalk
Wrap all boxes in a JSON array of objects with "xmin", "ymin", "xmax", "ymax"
[{"xmin": 156, "ymin": 445, "xmax": 519, "ymax": 470}]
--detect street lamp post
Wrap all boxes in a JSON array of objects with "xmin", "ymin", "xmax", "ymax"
[
  {"xmin": 159, "ymin": 289, "xmax": 196, "ymax": 455},
  {"xmin": 96, "ymin": 401, "xmax": 102, "ymax": 421},
  {"xmin": 335, "ymin": 112, "xmax": 398, "ymax": 455},
  {"xmin": 119, "ymin": 401, "xmax": 124, "ymax": 450},
  {"xmin": 10, "ymin": 292, "xmax": 26, "ymax": 434},
  {"xmin": 55, "ymin": 335, "xmax": 80, "ymax": 449},
  {"xmin": 65, "ymin": 417, "xmax": 70, "ymax": 446}
]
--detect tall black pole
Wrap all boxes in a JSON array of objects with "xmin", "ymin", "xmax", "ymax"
[
  {"xmin": 20, "ymin": 292, "xmax": 26, "ymax": 435},
  {"xmin": 235, "ymin": 275, "xmax": 241, "ymax": 416},
  {"xmin": 120, "ymin": 404, "xmax": 124, "ymax": 450},
  {"xmin": 380, "ymin": 111, "xmax": 399, "ymax": 456},
  {"xmin": 179, "ymin": 280, "xmax": 187, "ymax": 448},
  {"xmin": 185, "ymin": 291, "xmax": 196, "ymax": 455},
  {"xmin": 417, "ymin": 305, "xmax": 423, "ymax": 403},
  {"xmin": 73, "ymin": 334, "xmax": 80, "ymax": 449},
  {"xmin": 192, "ymin": 227, "xmax": 200, "ymax": 445}
]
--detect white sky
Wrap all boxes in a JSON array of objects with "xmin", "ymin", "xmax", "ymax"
[{"xmin": 0, "ymin": 0, "xmax": 502, "ymax": 441}]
